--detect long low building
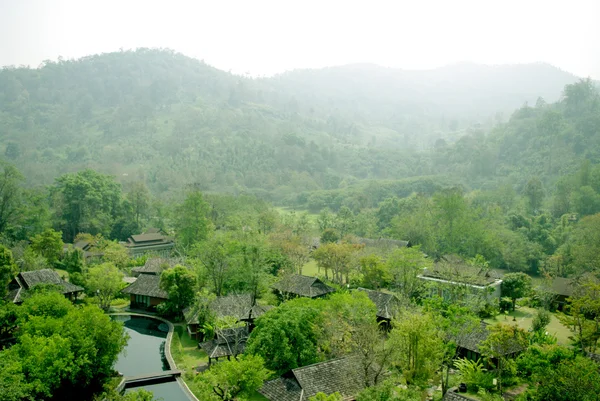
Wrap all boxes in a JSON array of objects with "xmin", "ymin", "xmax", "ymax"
[
  {"xmin": 121, "ymin": 273, "xmax": 169, "ymax": 309},
  {"xmin": 6, "ymin": 269, "xmax": 83, "ymax": 304}
]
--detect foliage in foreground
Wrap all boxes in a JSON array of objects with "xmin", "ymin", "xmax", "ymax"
[{"xmin": 0, "ymin": 291, "xmax": 128, "ymax": 401}]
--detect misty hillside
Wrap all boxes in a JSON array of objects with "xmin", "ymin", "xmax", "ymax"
[
  {"xmin": 270, "ymin": 61, "xmax": 578, "ymax": 120},
  {"xmin": 0, "ymin": 49, "xmax": 597, "ymax": 202}
]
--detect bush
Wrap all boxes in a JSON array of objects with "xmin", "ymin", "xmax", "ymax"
[
  {"xmin": 499, "ymin": 297, "xmax": 512, "ymax": 313},
  {"xmin": 532, "ymin": 309, "xmax": 551, "ymax": 332},
  {"xmin": 454, "ymin": 358, "xmax": 495, "ymax": 393}
]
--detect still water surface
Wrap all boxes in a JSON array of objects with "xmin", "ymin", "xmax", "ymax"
[{"xmin": 112, "ymin": 315, "xmax": 191, "ymax": 401}]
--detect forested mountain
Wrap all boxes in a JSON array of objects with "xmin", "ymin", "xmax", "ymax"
[{"xmin": 0, "ymin": 48, "xmax": 594, "ymax": 202}]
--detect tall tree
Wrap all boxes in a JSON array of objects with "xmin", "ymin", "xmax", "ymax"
[
  {"xmin": 386, "ymin": 246, "xmax": 430, "ymax": 299},
  {"xmin": 501, "ymin": 272, "xmax": 533, "ymax": 311},
  {"xmin": 29, "ymin": 229, "xmax": 64, "ymax": 266},
  {"xmin": 193, "ymin": 235, "xmax": 235, "ymax": 297},
  {"xmin": 126, "ymin": 182, "xmax": 150, "ymax": 228},
  {"xmin": 52, "ymin": 169, "xmax": 122, "ymax": 242},
  {"xmin": 159, "ymin": 265, "xmax": 197, "ymax": 317},
  {"xmin": 0, "ymin": 161, "xmax": 23, "ymax": 234},
  {"xmin": 85, "ymin": 263, "xmax": 124, "ymax": 311},
  {"xmin": 0, "ymin": 245, "xmax": 18, "ymax": 298},
  {"xmin": 174, "ymin": 190, "xmax": 213, "ymax": 249},
  {"xmin": 524, "ymin": 177, "xmax": 544, "ymax": 214},
  {"xmin": 194, "ymin": 355, "xmax": 271, "ymax": 401},
  {"xmin": 313, "ymin": 242, "xmax": 357, "ymax": 283},
  {"xmin": 479, "ymin": 324, "xmax": 529, "ymax": 394},
  {"xmin": 247, "ymin": 298, "xmax": 322, "ymax": 374},
  {"xmin": 388, "ymin": 310, "xmax": 445, "ymax": 385}
]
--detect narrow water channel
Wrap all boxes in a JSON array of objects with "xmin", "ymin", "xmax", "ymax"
[{"xmin": 112, "ymin": 315, "xmax": 193, "ymax": 401}]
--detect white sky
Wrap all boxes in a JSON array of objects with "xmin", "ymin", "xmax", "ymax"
[{"xmin": 1, "ymin": 0, "xmax": 599, "ymax": 78}]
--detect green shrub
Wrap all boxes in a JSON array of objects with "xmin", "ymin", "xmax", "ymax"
[{"xmin": 454, "ymin": 358, "xmax": 495, "ymax": 392}]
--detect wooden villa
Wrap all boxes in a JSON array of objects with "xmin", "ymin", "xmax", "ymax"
[
  {"xmin": 549, "ymin": 277, "xmax": 575, "ymax": 311},
  {"xmin": 122, "ymin": 232, "xmax": 174, "ymax": 257},
  {"xmin": 6, "ymin": 269, "xmax": 84, "ymax": 304},
  {"xmin": 200, "ymin": 326, "xmax": 249, "ymax": 366},
  {"xmin": 272, "ymin": 274, "xmax": 335, "ymax": 300},
  {"xmin": 455, "ymin": 321, "xmax": 526, "ymax": 362},
  {"xmin": 184, "ymin": 294, "xmax": 273, "ymax": 341},
  {"xmin": 131, "ymin": 257, "xmax": 182, "ymax": 277},
  {"xmin": 418, "ymin": 256, "xmax": 503, "ymax": 303},
  {"xmin": 260, "ymin": 356, "xmax": 373, "ymax": 401},
  {"xmin": 121, "ymin": 274, "xmax": 168, "ymax": 310},
  {"xmin": 357, "ymin": 288, "xmax": 402, "ymax": 328}
]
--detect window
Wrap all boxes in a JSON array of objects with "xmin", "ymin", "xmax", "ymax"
[{"xmin": 135, "ymin": 294, "xmax": 149, "ymax": 306}]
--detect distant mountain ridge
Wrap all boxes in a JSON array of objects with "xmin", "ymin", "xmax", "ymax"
[
  {"xmin": 0, "ymin": 49, "xmax": 594, "ymax": 200},
  {"xmin": 270, "ymin": 61, "xmax": 580, "ymax": 119}
]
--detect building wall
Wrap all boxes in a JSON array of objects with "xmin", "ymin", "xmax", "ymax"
[{"xmin": 150, "ymin": 296, "xmax": 165, "ymax": 306}]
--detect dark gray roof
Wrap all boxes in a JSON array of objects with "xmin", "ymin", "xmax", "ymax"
[
  {"xmin": 551, "ymin": 277, "xmax": 575, "ymax": 297},
  {"xmin": 357, "ymin": 288, "xmax": 401, "ymax": 320},
  {"xmin": 456, "ymin": 322, "xmax": 525, "ymax": 356},
  {"xmin": 272, "ymin": 275, "xmax": 335, "ymax": 298},
  {"xmin": 355, "ymin": 237, "xmax": 410, "ymax": 249},
  {"xmin": 421, "ymin": 258, "xmax": 501, "ymax": 286},
  {"xmin": 200, "ymin": 327, "xmax": 248, "ymax": 359},
  {"xmin": 260, "ymin": 356, "xmax": 369, "ymax": 401},
  {"xmin": 185, "ymin": 294, "xmax": 273, "ymax": 325},
  {"xmin": 121, "ymin": 274, "xmax": 168, "ymax": 299},
  {"xmin": 6, "ymin": 269, "xmax": 84, "ymax": 303},
  {"xmin": 131, "ymin": 258, "xmax": 181, "ymax": 275},
  {"xmin": 124, "ymin": 233, "xmax": 174, "ymax": 249}
]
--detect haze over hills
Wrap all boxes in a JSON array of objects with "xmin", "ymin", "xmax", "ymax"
[{"xmin": 0, "ymin": 49, "xmax": 595, "ymax": 203}]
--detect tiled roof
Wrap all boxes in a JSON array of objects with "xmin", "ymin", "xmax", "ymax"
[
  {"xmin": 355, "ymin": 237, "xmax": 410, "ymax": 248},
  {"xmin": 185, "ymin": 294, "xmax": 273, "ymax": 324},
  {"xmin": 121, "ymin": 274, "xmax": 168, "ymax": 299},
  {"xmin": 551, "ymin": 277, "xmax": 575, "ymax": 297},
  {"xmin": 272, "ymin": 274, "xmax": 335, "ymax": 298},
  {"xmin": 456, "ymin": 322, "xmax": 525, "ymax": 355},
  {"xmin": 260, "ymin": 356, "xmax": 369, "ymax": 401},
  {"xmin": 357, "ymin": 288, "xmax": 401, "ymax": 319},
  {"xmin": 131, "ymin": 257, "xmax": 181, "ymax": 275},
  {"xmin": 6, "ymin": 269, "xmax": 83, "ymax": 303},
  {"xmin": 200, "ymin": 327, "xmax": 248, "ymax": 358}
]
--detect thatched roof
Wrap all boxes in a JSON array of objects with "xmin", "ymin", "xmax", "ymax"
[
  {"xmin": 420, "ymin": 256, "xmax": 501, "ymax": 287},
  {"xmin": 185, "ymin": 294, "xmax": 273, "ymax": 325},
  {"xmin": 121, "ymin": 274, "xmax": 168, "ymax": 299},
  {"xmin": 131, "ymin": 257, "xmax": 181, "ymax": 276},
  {"xmin": 355, "ymin": 237, "xmax": 410, "ymax": 249},
  {"xmin": 6, "ymin": 269, "xmax": 83, "ymax": 303},
  {"xmin": 357, "ymin": 288, "xmax": 401, "ymax": 320},
  {"xmin": 456, "ymin": 322, "xmax": 525, "ymax": 356},
  {"xmin": 260, "ymin": 356, "xmax": 371, "ymax": 401},
  {"xmin": 550, "ymin": 277, "xmax": 575, "ymax": 297},
  {"xmin": 272, "ymin": 274, "xmax": 335, "ymax": 298},
  {"xmin": 200, "ymin": 326, "xmax": 248, "ymax": 358}
]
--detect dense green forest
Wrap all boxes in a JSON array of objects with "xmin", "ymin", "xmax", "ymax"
[
  {"xmin": 0, "ymin": 49, "xmax": 594, "ymax": 203},
  {"xmin": 2, "ymin": 50, "xmax": 600, "ymax": 401}
]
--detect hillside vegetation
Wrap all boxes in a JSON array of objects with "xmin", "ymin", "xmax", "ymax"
[{"xmin": 0, "ymin": 49, "xmax": 592, "ymax": 203}]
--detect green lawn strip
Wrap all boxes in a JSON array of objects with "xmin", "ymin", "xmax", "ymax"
[
  {"xmin": 301, "ymin": 259, "xmax": 320, "ymax": 276},
  {"xmin": 171, "ymin": 324, "xmax": 208, "ymax": 398},
  {"xmin": 484, "ymin": 306, "xmax": 572, "ymax": 345}
]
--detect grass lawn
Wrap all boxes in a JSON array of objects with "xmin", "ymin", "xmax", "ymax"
[
  {"xmin": 171, "ymin": 325, "xmax": 208, "ymax": 372},
  {"xmin": 484, "ymin": 306, "xmax": 572, "ymax": 345},
  {"xmin": 301, "ymin": 259, "xmax": 320, "ymax": 276}
]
